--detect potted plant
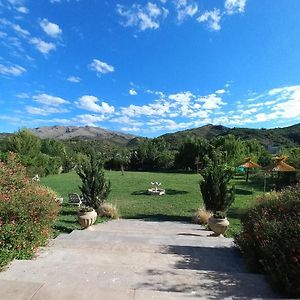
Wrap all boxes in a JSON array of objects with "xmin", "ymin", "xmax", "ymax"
[
  {"xmin": 76, "ymin": 151, "xmax": 111, "ymax": 220},
  {"xmin": 208, "ymin": 211, "xmax": 229, "ymax": 236},
  {"xmin": 78, "ymin": 205, "xmax": 97, "ymax": 229},
  {"xmin": 200, "ymin": 156, "xmax": 235, "ymax": 236}
]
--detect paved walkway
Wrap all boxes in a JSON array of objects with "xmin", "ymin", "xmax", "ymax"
[{"xmin": 0, "ymin": 219, "xmax": 278, "ymax": 299}]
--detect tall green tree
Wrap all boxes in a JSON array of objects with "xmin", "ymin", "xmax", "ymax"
[{"xmin": 76, "ymin": 151, "xmax": 111, "ymax": 209}]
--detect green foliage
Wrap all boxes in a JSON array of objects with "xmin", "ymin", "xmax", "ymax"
[
  {"xmin": 76, "ymin": 151, "xmax": 111, "ymax": 209},
  {"xmin": 213, "ymin": 211, "xmax": 227, "ymax": 219},
  {"xmin": 4, "ymin": 129, "xmax": 70, "ymax": 176},
  {"xmin": 0, "ymin": 153, "xmax": 59, "ymax": 269},
  {"xmin": 282, "ymin": 147, "xmax": 300, "ymax": 169},
  {"xmin": 130, "ymin": 138, "xmax": 174, "ymax": 170},
  {"xmin": 213, "ymin": 134, "xmax": 246, "ymax": 166},
  {"xmin": 79, "ymin": 205, "xmax": 94, "ymax": 213},
  {"xmin": 257, "ymin": 152, "xmax": 273, "ymax": 167},
  {"xmin": 200, "ymin": 158, "xmax": 235, "ymax": 213},
  {"xmin": 235, "ymin": 186, "xmax": 300, "ymax": 298},
  {"xmin": 175, "ymin": 137, "xmax": 213, "ymax": 170}
]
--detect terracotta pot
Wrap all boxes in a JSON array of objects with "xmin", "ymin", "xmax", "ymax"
[
  {"xmin": 78, "ymin": 209, "xmax": 97, "ymax": 229},
  {"xmin": 208, "ymin": 216, "xmax": 229, "ymax": 236}
]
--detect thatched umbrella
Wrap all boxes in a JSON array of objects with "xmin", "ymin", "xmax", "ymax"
[
  {"xmin": 271, "ymin": 156, "xmax": 296, "ymax": 190},
  {"xmin": 240, "ymin": 157, "xmax": 262, "ymax": 182},
  {"xmin": 272, "ymin": 155, "xmax": 296, "ymax": 172}
]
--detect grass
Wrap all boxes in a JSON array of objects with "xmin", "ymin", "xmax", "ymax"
[{"xmin": 41, "ymin": 171, "xmax": 267, "ymax": 237}]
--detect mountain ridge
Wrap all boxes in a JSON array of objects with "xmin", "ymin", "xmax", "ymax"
[
  {"xmin": 160, "ymin": 123, "xmax": 300, "ymax": 147},
  {"xmin": 1, "ymin": 123, "xmax": 300, "ymax": 148}
]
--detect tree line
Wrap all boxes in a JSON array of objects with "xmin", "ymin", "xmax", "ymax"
[{"xmin": 0, "ymin": 129, "xmax": 299, "ymax": 176}]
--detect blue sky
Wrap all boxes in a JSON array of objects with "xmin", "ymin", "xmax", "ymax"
[{"xmin": 1, "ymin": 0, "xmax": 300, "ymax": 137}]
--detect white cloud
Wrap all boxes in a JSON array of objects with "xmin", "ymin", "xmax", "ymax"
[
  {"xmin": 129, "ymin": 88, "xmax": 138, "ymax": 96},
  {"xmin": 26, "ymin": 106, "xmax": 69, "ymax": 116},
  {"xmin": 229, "ymin": 85, "xmax": 300, "ymax": 126},
  {"xmin": 146, "ymin": 118, "xmax": 193, "ymax": 132},
  {"xmin": 49, "ymin": 0, "xmax": 80, "ymax": 3},
  {"xmin": 110, "ymin": 116, "xmax": 143, "ymax": 127},
  {"xmin": 121, "ymin": 126, "xmax": 141, "ymax": 132},
  {"xmin": 197, "ymin": 9, "xmax": 222, "ymax": 31},
  {"xmin": 0, "ymin": 31, "xmax": 8, "ymax": 38},
  {"xmin": 174, "ymin": 0, "xmax": 198, "ymax": 22},
  {"xmin": 12, "ymin": 24, "xmax": 30, "ymax": 36},
  {"xmin": 15, "ymin": 6, "xmax": 28, "ymax": 13},
  {"xmin": 225, "ymin": 0, "xmax": 246, "ymax": 15},
  {"xmin": 76, "ymin": 95, "xmax": 115, "ymax": 114},
  {"xmin": 3, "ymin": 0, "xmax": 29, "ymax": 13},
  {"xmin": 30, "ymin": 37, "xmax": 56, "ymax": 54},
  {"xmin": 16, "ymin": 92, "xmax": 30, "ymax": 98},
  {"xmin": 198, "ymin": 93, "xmax": 225, "ymax": 109},
  {"xmin": 76, "ymin": 114, "xmax": 107, "ymax": 126},
  {"xmin": 121, "ymin": 100, "xmax": 171, "ymax": 117},
  {"xmin": 116, "ymin": 2, "xmax": 168, "ymax": 31},
  {"xmin": 89, "ymin": 59, "xmax": 114, "ymax": 75},
  {"xmin": 169, "ymin": 91, "xmax": 193, "ymax": 104},
  {"xmin": 40, "ymin": 19, "xmax": 62, "ymax": 38},
  {"xmin": 32, "ymin": 93, "xmax": 69, "ymax": 106},
  {"xmin": 215, "ymin": 89, "xmax": 226, "ymax": 94},
  {"xmin": 67, "ymin": 76, "xmax": 81, "ymax": 83},
  {"xmin": 0, "ymin": 63, "xmax": 26, "ymax": 76},
  {"xmin": 270, "ymin": 86, "xmax": 300, "ymax": 119}
]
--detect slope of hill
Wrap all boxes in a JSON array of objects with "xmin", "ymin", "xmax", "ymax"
[
  {"xmin": 161, "ymin": 123, "xmax": 300, "ymax": 148},
  {"xmin": 160, "ymin": 124, "xmax": 229, "ymax": 146},
  {"xmin": 29, "ymin": 126, "xmax": 136, "ymax": 146}
]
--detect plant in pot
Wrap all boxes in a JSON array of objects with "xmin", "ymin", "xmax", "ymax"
[
  {"xmin": 200, "ymin": 155, "xmax": 235, "ymax": 236},
  {"xmin": 76, "ymin": 151, "xmax": 111, "ymax": 228},
  {"xmin": 77, "ymin": 205, "xmax": 97, "ymax": 229}
]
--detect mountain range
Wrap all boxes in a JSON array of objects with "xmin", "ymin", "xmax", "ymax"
[{"xmin": 1, "ymin": 123, "xmax": 300, "ymax": 148}]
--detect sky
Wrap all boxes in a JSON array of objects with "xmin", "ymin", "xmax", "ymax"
[{"xmin": 0, "ymin": 0, "xmax": 300, "ymax": 137}]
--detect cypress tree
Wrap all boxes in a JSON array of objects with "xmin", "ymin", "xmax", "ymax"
[{"xmin": 76, "ymin": 151, "xmax": 111, "ymax": 209}]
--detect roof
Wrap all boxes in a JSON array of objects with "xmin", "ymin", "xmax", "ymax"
[
  {"xmin": 272, "ymin": 156, "xmax": 296, "ymax": 172},
  {"xmin": 240, "ymin": 157, "xmax": 262, "ymax": 169}
]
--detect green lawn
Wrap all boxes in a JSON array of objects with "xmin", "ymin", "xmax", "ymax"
[{"xmin": 41, "ymin": 171, "xmax": 266, "ymax": 237}]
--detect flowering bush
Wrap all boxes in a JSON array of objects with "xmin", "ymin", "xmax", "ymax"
[
  {"xmin": 0, "ymin": 153, "xmax": 59, "ymax": 269},
  {"xmin": 235, "ymin": 185, "xmax": 300, "ymax": 298}
]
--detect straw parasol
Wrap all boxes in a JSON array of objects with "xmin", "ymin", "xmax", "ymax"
[
  {"xmin": 240, "ymin": 157, "xmax": 262, "ymax": 182},
  {"xmin": 272, "ymin": 156, "xmax": 295, "ymax": 172}
]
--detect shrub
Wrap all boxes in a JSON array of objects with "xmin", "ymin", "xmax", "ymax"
[
  {"xmin": 76, "ymin": 151, "xmax": 111, "ymax": 210},
  {"xmin": 235, "ymin": 185, "xmax": 300, "ymax": 298},
  {"xmin": 200, "ymin": 161, "xmax": 235, "ymax": 213},
  {"xmin": 97, "ymin": 203, "xmax": 119, "ymax": 219},
  {"xmin": 192, "ymin": 207, "xmax": 212, "ymax": 225},
  {"xmin": 0, "ymin": 153, "xmax": 59, "ymax": 269}
]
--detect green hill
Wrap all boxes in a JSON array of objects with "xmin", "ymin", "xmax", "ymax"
[{"xmin": 160, "ymin": 123, "xmax": 300, "ymax": 148}]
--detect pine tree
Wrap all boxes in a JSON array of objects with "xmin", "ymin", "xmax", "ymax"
[
  {"xmin": 76, "ymin": 151, "xmax": 111, "ymax": 209},
  {"xmin": 200, "ymin": 158, "xmax": 235, "ymax": 213}
]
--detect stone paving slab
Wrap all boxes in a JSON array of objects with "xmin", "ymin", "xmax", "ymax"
[
  {"xmin": 63, "ymin": 230, "xmax": 234, "ymax": 248},
  {"xmin": 35, "ymin": 246, "xmax": 246, "ymax": 273},
  {"xmin": 0, "ymin": 219, "xmax": 278, "ymax": 299},
  {"xmin": 31, "ymin": 284, "xmax": 135, "ymax": 300},
  {"xmin": 0, "ymin": 260, "xmax": 275, "ymax": 299},
  {"xmin": 0, "ymin": 279, "xmax": 43, "ymax": 300}
]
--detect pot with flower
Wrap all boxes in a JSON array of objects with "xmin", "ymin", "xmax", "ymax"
[
  {"xmin": 78, "ymin": 205, "xmax": 97, "ymax": 229},
  {"xmin": 208, "ymin": 211, "xmax": 230, "ymax": 236}
]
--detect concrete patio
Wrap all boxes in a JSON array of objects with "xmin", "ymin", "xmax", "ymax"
[{"xmin": 0, "ymin": 219, "xmax": 278, "ymax": 299}]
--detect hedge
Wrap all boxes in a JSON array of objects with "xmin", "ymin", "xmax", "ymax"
[
  {"xmin": 0, "ymin": 153, "xmax": 59, "ymax": 269},
  {"xmin": 235, "ymin": 186, "xmax": 300, "ymax": 298}
]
